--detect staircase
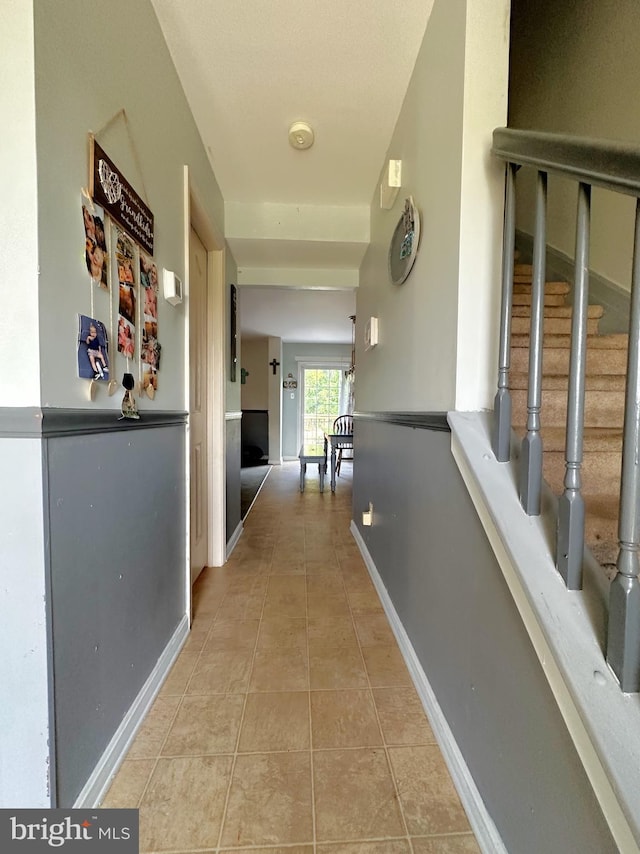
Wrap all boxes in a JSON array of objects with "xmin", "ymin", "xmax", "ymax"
[{"xmin": 510, "ymin": 263, "xmax": 627, "ymax": 577}]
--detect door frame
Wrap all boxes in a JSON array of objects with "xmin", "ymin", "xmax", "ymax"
[{"xmin": 183, "ymin": 167, "xmax": 226, "ymax": 609}]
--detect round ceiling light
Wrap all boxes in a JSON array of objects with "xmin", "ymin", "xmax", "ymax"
[{"xmin": 288, "ymin": 121, "xmax": 314, "ymax": 150}]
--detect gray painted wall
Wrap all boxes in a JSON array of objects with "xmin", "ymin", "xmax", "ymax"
[
  {"xmin": 352, "ymin": 417, "xmax": 616, "ymax": 853},
  {"xmin": 509, "ymin": 0, "xmax": 640, "ymax": 295},
  {"xmin": 47, "ymin": 422, "xmax": 186, "ymax": 806}
]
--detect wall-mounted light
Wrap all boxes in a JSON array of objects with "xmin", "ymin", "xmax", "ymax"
[{"xmin": 380, "ymin": 159, "xmax": 402, "ymax": 209}]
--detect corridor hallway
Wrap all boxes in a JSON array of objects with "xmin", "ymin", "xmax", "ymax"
[{"xmin": 102, "ymin": 462, "xmax": 480, "ymax": 853}]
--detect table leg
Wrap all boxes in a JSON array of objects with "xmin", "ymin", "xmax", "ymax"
[
  {"xmin": 300, "ymin": 461, "xmax": 306, "ymax": 492},
  {"xmin": 330, "ymin": 442, "xmax": 337, "ymax": 492},
  {"xmin": 319, "ymin": 461, "xmax": 325, "ymax": 493}
]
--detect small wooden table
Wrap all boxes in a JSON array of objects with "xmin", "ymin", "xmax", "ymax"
[
  {"xmin": 324, "ymin": 431, "xmax": 354, "ymax": 492},
  {"xmin": 298, "ymin": 443, "xmax": 327, "ymax": 493}
]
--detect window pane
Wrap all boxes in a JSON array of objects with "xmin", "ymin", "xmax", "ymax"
[{"xmin": 303, "ymin": 368, "xmax": 343, "ymax": 444}]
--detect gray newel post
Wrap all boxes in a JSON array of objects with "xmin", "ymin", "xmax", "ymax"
[
  {"xmin": 556, "ymin": 182, "xmax": 591, "ymax": 589},
  {"xmin": 519, "ymin": 170, "xmax": 547, "ymax": 515},
  {"xmin": 607, "ymin": 198, "xmax": 640, "ymax": 692},
  {"xmin": 492, "ymin": 162, "xmax": 517, "ymax": 462}
]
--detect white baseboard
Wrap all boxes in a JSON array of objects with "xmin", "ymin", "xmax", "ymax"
[
  {"xmin": 226, "ymin": 520, "xmax": 244, "ymax": 559},
  {"xmin": 73, "ymin": 614, "xmax": 190, "ymax": 808},
  {"xmin": 350, "ymin": 521, "xmax": 507, "ymax": 854}
]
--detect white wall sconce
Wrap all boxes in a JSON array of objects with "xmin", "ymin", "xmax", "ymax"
[
  {"xmin": 365, "ymin": 316, "xmax": 379, "ymax": 350},
  {"xmin": 380, "ymin": 159, "xmax": 402, "ymax": 209},
  {"xmin": 163, "ymin": 269, "xmax": 183, "ymax": 305}
]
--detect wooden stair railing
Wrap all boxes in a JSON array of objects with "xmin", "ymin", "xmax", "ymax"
[
  {"xmin": 509, "ymin": 262, "xmax": 625, "ymax": 575},
  {"xmin": 491, "ymin": 127, "xmax": 640, "ymax": 692}
]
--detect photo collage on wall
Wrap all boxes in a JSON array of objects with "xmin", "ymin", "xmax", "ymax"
[
  {"xmin": 78, "ymin": 173, "xmax": 161, "ymax": 398},
  {"xmin": 140, "ymin": 252, "xmax": 161, "ymax": 392},
  {"xmin": 82, "ymin": 197, "xmax": 109, "ymax": 289},
  {"xmin": 116, "ymin": 230, "xmax": 136, "ymax": 360},
  {"xmin": 77, "ymin": 314, "xmax": 109, "ymax": 381}
]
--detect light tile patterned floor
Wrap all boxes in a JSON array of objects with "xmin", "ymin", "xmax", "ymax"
[{"xmin": 102, "ymin": 462, "xmax": 480, "ymax": 854}]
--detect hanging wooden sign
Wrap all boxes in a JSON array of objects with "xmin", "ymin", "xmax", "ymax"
[{"xmin": 89, "ymin": 136, "xmax": 154, "ymax": 255}]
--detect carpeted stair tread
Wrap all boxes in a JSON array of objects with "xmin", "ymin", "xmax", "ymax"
[
  {"xmin": 510, "ymin": 372, "xmax": 626, "ymax": 391},
  {"xmin": 536, "ymin": 426, "xmax": 623, "ymax": 453},
  {"xmin": 513, "ymin": 281, "xmax": 570, "ymax": 296},
  {"xmin": 510, "ymin": 332, "xmax": 629, "ymax": 350},
  {"xmin": 512, "ymin": 292, "xmax": 567, "ymax": 307},
  {"xmin": 511, "ymin": 345, "xmax": 628, "ymax": 375},
  {"xmin": 511, "ymin": 316, "xmax": 600, "ymax": 335},
  {"xmin": 511, "ymin": 304, "xmax": 604, "ymax": 319},
  {"xmin": 511, "ymin": 388, "xmax": 624, "ymax": 427}
]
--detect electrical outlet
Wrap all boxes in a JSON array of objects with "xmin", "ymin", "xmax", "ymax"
[{"xmin": 362, "ymin": 502, "xmax": 374, "ymax": 526}]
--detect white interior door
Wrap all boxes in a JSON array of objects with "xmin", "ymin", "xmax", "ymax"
[{"xmin": 189, "ymin": 226, "xmax": 208, "ymax": 583}]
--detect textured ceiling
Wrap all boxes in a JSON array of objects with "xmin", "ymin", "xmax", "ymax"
[
  {"xmin": 150, "ymin": 0, "xmax": 433, "ymax": 339},
  {"xmin": 151, "ymin": 0, "xmax": 433, "ymax": 205}
]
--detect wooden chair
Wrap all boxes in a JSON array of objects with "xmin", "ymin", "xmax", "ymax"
[{"xmin": 333, "ymin": 414, "xmax": 354, "ymax": 476}]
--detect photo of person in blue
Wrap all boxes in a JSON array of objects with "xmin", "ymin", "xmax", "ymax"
[{"xmin": 78, "ymin": 314, "xmax": 110, "ymax": 381}]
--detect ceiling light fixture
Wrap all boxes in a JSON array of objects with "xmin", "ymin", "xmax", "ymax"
[{"xmin": 288, "ymin": 121, "xmax": 314, "ymax": 150}]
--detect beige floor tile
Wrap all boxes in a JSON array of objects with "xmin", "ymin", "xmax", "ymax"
[
  {"xmin": 306, "ymin": 556, "xmax": 339, "ymax": 573},
  {"xmin": 354, "ymin": 613, "xmax": 396, "ymax": 646},
  {"xmin": 249, "ymin": 646, "xmax": 309, "ymax": 692},
  {"xmin": 180, "ymin": 628, "xmax": 210, "ymax": 653},
  {"xmin": 222, "ymin": 848, "xmax": 312, "ymax": 854},
  {"xmin": 257, "ymin": 616, "xmax": 307, "ymax": 650},
  {"xmin": 158, "ymin": 652, "xmax": 199, "ymax": 697},
  {"xmin": 347, "ymin": 588, "xmax": 384, "ymax": 615},
  {"xmin": 192, "ymin": 593, "xmax": 225, "ymax": 618},
  {"xmin": 311, "ymin": 690, "xmax": 382, "ymax": 749},
  {"xmin": 216, "ymin": 590, "xmax": 266, "ymax": 620},
  {"xmin": 263, "ymin": 578, "xmax": 308, "ymax": 618},
  {"xmin": 267, "ymin": 575, "xmax": 307, "ymax": 595},
  {"xmin": 162, "ymin": 694, "xmax": 244, "ymax": 755},
  {"xmin": 309, "ymin": 643, "xmax": 368, "ymax": 690},
  {"xmin": 373, "ymin": 688, "xmax": 435, "ymax": 745},
  {"xmin": 307, "ymin": 575, "xmax": 345, "ymax": 597},
  {"xmin": 314, "ymin": 748, "xmax": 405, "ymax": 842},
  {"xmin": 101, "ymin": 759, "xmax": 155, "ymax": 808},
  {"xmin": 389, "ymin": 746, "xmax": 471, "ymax": 836},
  {"xmin": 307, "ymin": 592, "xmax": 351, "ymax": 619},
  {"xmin": 308, "ymin": 616, "xmax": 358, "ymax": 647},
  {"xmin": 139, "ymin": 755, "xmax": 232, "ymax": 852},
  {"xmin": 362, "ymin": 646, "xmax": 413, "ymax": 688},
  {"xmin": 270, "ymin": 554, "xmax": 306, "ymax": 574},
  {"xmin": 239, "ymin": 691, "xmax": 310, "ymax": 752},
  {"xmin": 220, "ymin": 752, "xmax": 313, "ymax": 847},
  {"xmin": 187, "ymin": 649, "xmax": 254, "ymax": 694},
  {"xmin": 317, "ymin": 842, "xmax": 410, "ymax": 853},
  {"xmin": 203, "ymin": 618, "xmax": 260, "ymax": 651},
  {"xmin": 127, "ymin": 696, "xmax": 180, "ymax": 758},
  {"xmin": 411, "ymin": 836, "xmax": 481, "ymax": 854}
]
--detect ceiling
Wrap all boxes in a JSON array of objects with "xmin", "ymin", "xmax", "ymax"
[
  {"xmin": 150, "ymin": 0, "xmax": 434, "ymax": 339},
  {"xmin": 240, "ymin": 286, "xmax": 356, "ymax": 344}
]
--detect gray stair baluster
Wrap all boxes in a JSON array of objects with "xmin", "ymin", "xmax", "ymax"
[
  {"xmin": 519, "ymin": 170, "xmax": 547, "ymax": 515},
  {"xmin": 492, "ymin": 162, "xmax": 517, "ymax": 462},
  {"xmin": 556, "ymin": 182, "xmax": 591, "ymax": 589},
  {"xmin": 607, "ymin": 198, "xmax": 640, "ymax": 692}
]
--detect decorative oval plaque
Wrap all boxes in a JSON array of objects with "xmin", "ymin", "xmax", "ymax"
[{"xmin": 388, "ymin": 196, "xmax": 421, "ymax": 285}]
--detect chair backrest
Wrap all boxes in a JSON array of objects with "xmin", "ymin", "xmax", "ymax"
[{"xmin": 333, "ymin": 415, "xmax": 353, "ymax": 435}]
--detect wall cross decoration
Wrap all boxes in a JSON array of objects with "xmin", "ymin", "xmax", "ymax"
[{"xmin": 269, "ymin": 358, "xmax": 280, "ymax": 375}]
